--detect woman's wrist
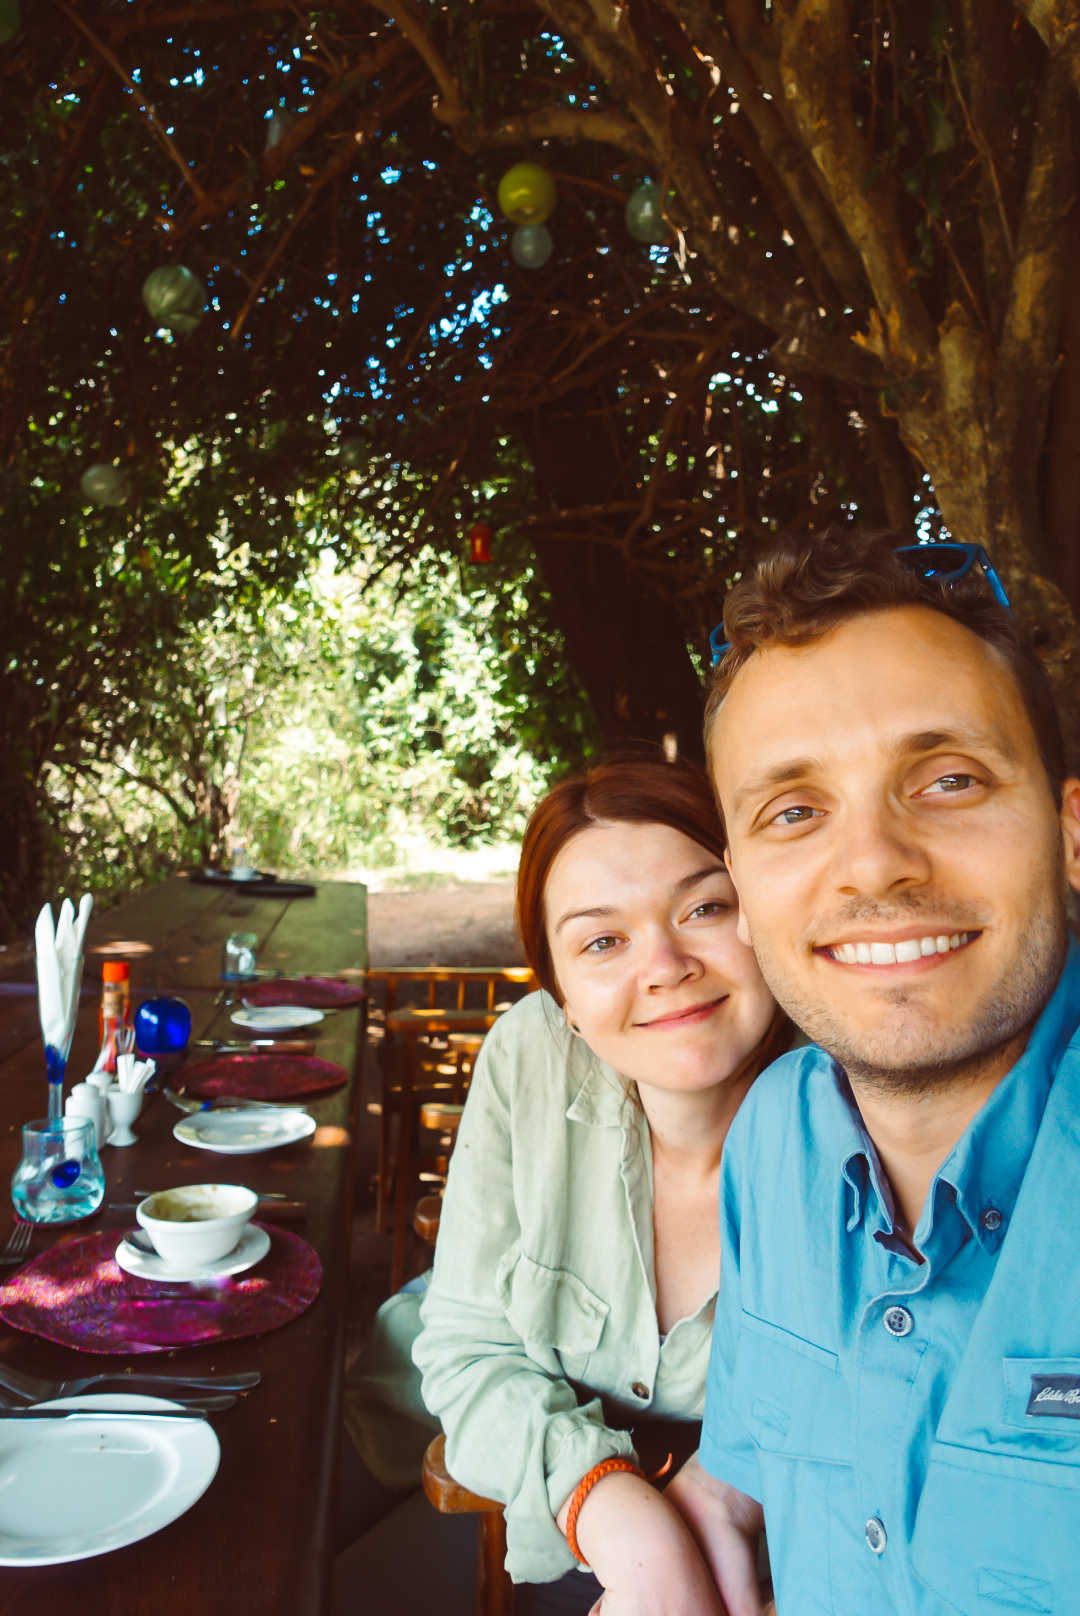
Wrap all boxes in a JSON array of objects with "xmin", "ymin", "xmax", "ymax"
[{"xmin": 559, "ymin": 1470, "xmax": 691, "ymax": 1585}]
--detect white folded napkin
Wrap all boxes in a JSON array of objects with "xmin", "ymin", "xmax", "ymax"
[{"xmin": 35, "ymin": 894, "xmax": 93, "ymax": 1060}]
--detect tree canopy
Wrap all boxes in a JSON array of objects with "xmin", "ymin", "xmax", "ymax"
[{"xmin": 3, "ymin": 0, "xmax": 1079, "ymax": 923}]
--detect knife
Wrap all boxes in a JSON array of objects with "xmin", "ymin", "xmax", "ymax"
[
  {"xmin": 0, "ymin": 1407, "xmax": 214, "ymax": 1422},
  {"xmin": 164, "ymin": 1087, "xmax": 305, "ymax": 1115},
  {"xmin": 193, "ymin": 1040, "xmax": 317, "ymax": 1054}
]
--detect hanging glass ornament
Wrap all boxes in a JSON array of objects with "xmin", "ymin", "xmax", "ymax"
[
  {"xmin": 497, "ymin": 163, "xmax": 557, "ymax": 226},
  {"xmin": 0, "ymin": 0, "xmax": 19, "ymax": 44},
  {"xmin": 625, "ymin": 182, "xmax": 671, "ymax": 245},
  {"xmin": 142, "ymin": 264, "xmax": 207, "ymax": 335},
  {"xmin": 265, "ymin": 109, "xmax": 294, "ymax": 153},
  {"xmin": 335, "ymin": 438, "xmax": 364, "ymax": 469},
  {"xmin": 80, "ymin": 465, "xmax": 130, "ymax": 508},
  {"xmin": 468, "ymin": 523, "xmax": 494, "ymax": 563},
  {"xmin": 511, "ymin": 224, "xmax": 554, "ymax": 270}
]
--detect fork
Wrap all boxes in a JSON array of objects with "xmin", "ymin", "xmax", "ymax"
[
  {"xmin": 0, "ymin": 1223, "xmax": 32, "ymax": 1269},
  {"xmin": 0, "ymin": 1361, "xmax": 261, "ymax": 1402}
]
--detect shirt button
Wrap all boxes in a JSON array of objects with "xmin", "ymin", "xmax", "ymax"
[
  {"xmin": 883, "ymin": 1305, "xmax": 914, "ymax": 1337},
  {"xmin": 982, "ymin": 1206, "xmax": 1003, "ymax": 1233},
  {"xmin": 865, "ymin": 1517, "xmax": 887, "ymax": 1555},
  {"xmin": 631, "ymin": 1382, "xmax": 649, "ymax": 1400}
]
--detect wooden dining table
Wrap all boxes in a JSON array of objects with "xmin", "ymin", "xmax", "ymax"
[{"xmin": 0, "ymin": 873, "xmax": 368, "ymax": 1614}]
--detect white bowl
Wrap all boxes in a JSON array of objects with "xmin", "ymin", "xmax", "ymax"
[{"xmin": 136, "ymin": 1183, "xmax": 258, "ymax": 1268}]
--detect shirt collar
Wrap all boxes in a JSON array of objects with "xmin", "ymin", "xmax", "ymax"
[
  {"xmin": 565, "ymin": 1045, "xmax": 638, "ymax": 1129},
  {"xmin": 838, "ymin": 936, "xmax": 1080, "ymax": 1251}
]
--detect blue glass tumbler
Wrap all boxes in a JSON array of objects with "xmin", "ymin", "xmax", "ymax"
[
  {"xmin": 11, "ymin": 1118, "xmax": 105, "ymax": 1224},
  {"xmin": 134, "ymin": 997, "xmax": 192, "ymax": 1056}
]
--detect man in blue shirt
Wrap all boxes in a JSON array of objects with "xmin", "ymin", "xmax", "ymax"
[{"xmin": 671, "ymin": 530, "xmax": 1080, "ymax": 1614}]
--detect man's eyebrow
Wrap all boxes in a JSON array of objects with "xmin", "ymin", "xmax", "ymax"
[
  {"xmin": 733, "ymin": 760, "xmax": 820, "ymax": 817},
  {"xmin": 669, "ymin": 864, "xmax": 726, "ymax": 898},
  {"xmin": 553, "ymin": 905, "xmax": 615, "ymax": 936}
]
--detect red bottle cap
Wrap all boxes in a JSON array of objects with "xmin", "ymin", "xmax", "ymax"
[{"xmin": 102, "ymin": 961, "xmax": 130, "ymax": 982}]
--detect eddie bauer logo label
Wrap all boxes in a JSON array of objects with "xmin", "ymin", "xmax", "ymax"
[{"xmin": 1026, "ymin": 1374, "xmax": 1080, "ymax": 1418}]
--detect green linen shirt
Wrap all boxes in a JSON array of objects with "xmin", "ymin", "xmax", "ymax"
[{"xmin": 412, "ymin": 990, "xmax": 716, "ymax": 1585}]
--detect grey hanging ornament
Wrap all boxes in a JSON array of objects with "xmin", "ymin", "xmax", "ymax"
[
  {"xmin": 80, "ymin": 465, "xmax": 130, "ymax": 508},
  {"xmin": 625, "ymin": 182, "xmax": 670, "ymax": 245},
  {"xmin": 142, "ymin": 265, "xmax": 207, "ymax": 335},
  {"xmin": 511, "ymin": 224, "xmax": 554, "ymax": 269},
  {"xmin": 265, "ymin": 109, "xmax": 294, "ymax": 153}
]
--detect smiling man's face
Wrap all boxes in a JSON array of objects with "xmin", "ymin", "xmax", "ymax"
[{"xmin": 712, "ymin": 606, "xmax": 1075, "ymax": 1089}]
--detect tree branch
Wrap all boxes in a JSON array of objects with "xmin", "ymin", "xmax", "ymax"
[
  {"xmin": 55, "ymin": 0, "xmax": 206, "ymax": 201},
  {"xmin": 1015, "ymin": 0, "xmax": 1080, "ymax": 99},
  {"xmin": 773, "ymin": 0, "xmax": 936, "ymax": 375}
]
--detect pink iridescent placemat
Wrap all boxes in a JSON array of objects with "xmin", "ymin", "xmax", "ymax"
[
  {"xmin": 182, "ymin": 1053, "xmax": 348, "ymax": 1099},
  {"xmin": 0, "ymin": 1225, "xmax": 321, "ymax": 1354},
  {"xmin": 241, "ymin": 977, "xmax": 366, "ymax": 1010}
]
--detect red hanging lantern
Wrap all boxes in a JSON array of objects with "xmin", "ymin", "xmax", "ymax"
[{"xmin": 468, "ymin": 523, "xmax": 493, "ymax": 562}]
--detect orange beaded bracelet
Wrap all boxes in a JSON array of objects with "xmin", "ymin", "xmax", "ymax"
[{"xmin": 564, "ymin": 1457, "xmax": 645, "ymax": 1565}]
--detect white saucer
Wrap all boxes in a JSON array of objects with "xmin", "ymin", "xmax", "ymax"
[
  {"xmin": 173, "ymin": 1107, "xmax": 316, "ymax": 1155},
  {"xmin": 115, "ymin": 1222, "xmax": 271, "ymax": 1284},
  {"xmin": 231, "ymin": 1005, "xmax": 324, "ymax": 1031},
  {"xmin": 0, "ymin": 1393, "xmax": 219, "ymax": 1565}
]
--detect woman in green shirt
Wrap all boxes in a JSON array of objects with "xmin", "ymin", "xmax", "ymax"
[{"xmin": 338, "ymin": 754, "xmax": 785, "ymax": 1615}]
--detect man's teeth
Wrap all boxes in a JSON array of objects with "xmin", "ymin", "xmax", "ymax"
[{"xmin": 830, "ymin": 933, "xmax": 973, "ymax": 965}]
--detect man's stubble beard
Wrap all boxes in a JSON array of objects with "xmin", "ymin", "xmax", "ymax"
[{"xmin": 749, "ymin": 876, "xmax": 1069, "ymax": 1097}]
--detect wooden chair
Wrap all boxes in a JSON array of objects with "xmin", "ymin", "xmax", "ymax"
[
  {"xmin": 367, "ymin": 968, "xmax": 536, "ymax": 1289},
  {"xmin": 422, "ymin": 1434, "xmax": 513, "ymax": 1616}
]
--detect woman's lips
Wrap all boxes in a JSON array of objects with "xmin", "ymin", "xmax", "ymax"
[{"xmin": 635, "ymin": 996, "xmax": 728, "ymax": 1029}]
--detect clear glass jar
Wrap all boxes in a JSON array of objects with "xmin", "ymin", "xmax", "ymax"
[
  {"xmin": 221, "ymin": 932, "xmax": 259, "ymax": 981},
  {"xmin": 11, "ymin": 1117, "xmax": 105, "ymax": 1224}
]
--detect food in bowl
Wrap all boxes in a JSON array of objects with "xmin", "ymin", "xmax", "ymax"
[{"xmin": 136, "ymin": 1183, "xmax": 258, "ymax": 1268}]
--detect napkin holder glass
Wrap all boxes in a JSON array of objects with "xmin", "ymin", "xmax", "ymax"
[{"xmin": 11, "ymin": 1117, "xmax": 105, "ymax": 1224}]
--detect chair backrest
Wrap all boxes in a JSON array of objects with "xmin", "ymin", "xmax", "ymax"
[{"xmin": 367, "ymin": 966, "xmax": 536, "ymax": 1016}]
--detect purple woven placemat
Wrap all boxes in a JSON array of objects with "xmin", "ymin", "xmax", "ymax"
[
  {"xmin": 0, "ymin": 1225, "xmax": 322, "ymax": 1354},
  {"xmin": 182, "ymin": 1053, "xmax": 348, "ymax": 1099},
  {"xmin": 241, "ymin": 977, "xmax": 366, "ymax": 1009}
]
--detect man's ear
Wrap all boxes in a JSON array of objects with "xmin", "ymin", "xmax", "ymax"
[
  {"xmin": 1062, "ymin": 780, "xmax": 1080, "ymax": 891},
  {"xmin": 725, "ymin": 848, "xmax": 753, "ymax": 947}
]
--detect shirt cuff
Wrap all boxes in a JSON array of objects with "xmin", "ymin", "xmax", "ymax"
[
  {"xmin": 543, "ymin": 1412, "xmax": 636, "ymax": 1522},
  {"xmin": 698, "ymin": 1428, "xmax": 762, "ymax": 1503}
]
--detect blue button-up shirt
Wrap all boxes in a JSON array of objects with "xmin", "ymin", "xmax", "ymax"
[{"xmin": 701, "ymin": 939, "xmax": 1080, "ymax": 1616}]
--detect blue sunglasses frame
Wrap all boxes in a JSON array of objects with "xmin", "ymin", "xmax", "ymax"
[{"xmin": 708, "ymin": 542, "xmax": 1013, "ymax": 667}]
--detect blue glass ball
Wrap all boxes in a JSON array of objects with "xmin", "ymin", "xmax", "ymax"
[
  {"xmin": 511, "ymin": 224, "xmax": 554, "ymax": 269},
  {"xmin": 134, "ymin": 997, "xmax": 192, "ymax": 1055}
]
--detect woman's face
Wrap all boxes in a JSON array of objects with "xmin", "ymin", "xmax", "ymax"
[{"xmin": 544, "ymin": 820, "xmax": 777, "ymax": 1093}]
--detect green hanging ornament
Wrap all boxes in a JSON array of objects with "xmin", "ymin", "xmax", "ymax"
[
  {"xmin": 142, "ymin": 264, "xmax": 207, "ymax": 335},
  {"xmin": 625, "ymin": 182, "xmax": 671, "ymax": 245},
  {"xmin": 335, "ymin": 439, "xmax": 364, "ymax": 469},
  {"xmin": 497, "ymin": 163, "xmax": 557, "ymax": 226},
  {"xmin": 80, "ymin": 465, "xmax": 130, "ymax": 508},
  {"xmin": 511, "ymin": 224, "xmax": 554, "ymax": 269},
  {"xmin": 0, "ymin": 0, "xmax": 20, "ymax": 45}
]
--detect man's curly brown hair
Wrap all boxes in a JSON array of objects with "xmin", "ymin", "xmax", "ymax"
[{"xmin": 704, "ymin": 527, "xmax": 1065, "ymax": 805}]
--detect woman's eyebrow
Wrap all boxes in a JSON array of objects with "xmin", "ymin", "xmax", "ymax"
[
  {"xmin": 669, "ymin": 865, "xmax": 726, "ymax": 898},
  {"xmin": 553, "ymin": 904, "xmax": 616, "ymax": 935}
]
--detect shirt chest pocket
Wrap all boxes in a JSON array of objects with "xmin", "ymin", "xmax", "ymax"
[
  {"xmin": 731, "ymin": 1310, "xmax": 851, "ymax": 1464},
  {"xmin": 496, "ymin": 1249, "xmax": 610, "ymax": 1379}
]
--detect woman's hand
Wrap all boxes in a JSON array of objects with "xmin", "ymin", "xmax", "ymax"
[
  {"xmin": 663, "ymin": 1454, "xmax": 767, "ymax": 1616},
  {"xmin": 557, "ymin": 1470, "xmax": 726, "ymax": 1616}
]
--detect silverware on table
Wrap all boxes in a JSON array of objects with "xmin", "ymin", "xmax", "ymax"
[
  {"xmin": 0, "ymin": 1223, "xmax": 32, "ymax": 1269},
  {"xmin": 0, "ymin": 1362, "xmax": 260, "ymax": 1402},
  {"xmin": 193, "ymin": 1039, "xmax": 318, "ymax": 1055},
  {"xmin": 164, "ymin": 1087, "xmax": 306, "ymax": 1115}
]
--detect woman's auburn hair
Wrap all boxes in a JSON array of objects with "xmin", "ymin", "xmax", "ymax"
[{"xmin": 515, "ymin": 754, "xmax": 727, "ymax": 1003}]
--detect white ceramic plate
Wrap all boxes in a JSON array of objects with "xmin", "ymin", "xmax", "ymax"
[
  {"xmin": 115, "ymin": 1221, "xmax": 271, "ymax": 1284},
  {"xmin": 231, "ymin": 1005, "xmax": 324, "ymax": 1031},
  {"xmin": 0, "ymin": 1394, "xmax": 219, "ymax": 1565},
  {"xmin": 173, "ymin": 1107, "xmax": 316, "ymax": 1156}
]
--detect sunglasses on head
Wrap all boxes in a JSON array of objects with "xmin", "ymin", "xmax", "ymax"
[{"xmin": 708, "ymin": 541, "xmax": 1013, "ymax": 666}]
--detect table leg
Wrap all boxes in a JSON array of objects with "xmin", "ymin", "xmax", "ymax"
[
  {"xmin": 476, "ymin": 1512, "xmax": 513, "ymax": 1616},
  {"xmin": 376, "ymin": 1051, "xmax": 393, "ymax": 1234},
  {"xmin": 391, "ymin": 1030, "xmax": 417, "ymax": 1292}
]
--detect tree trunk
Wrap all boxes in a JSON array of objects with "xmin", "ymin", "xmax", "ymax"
[
  {"xmin": 1044, "ymin": 217, "xmax": 1080, "ymax": 615},
  {"xmin": 522, "ymin": 397, "xmax": 707, "ymax": 763}
]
